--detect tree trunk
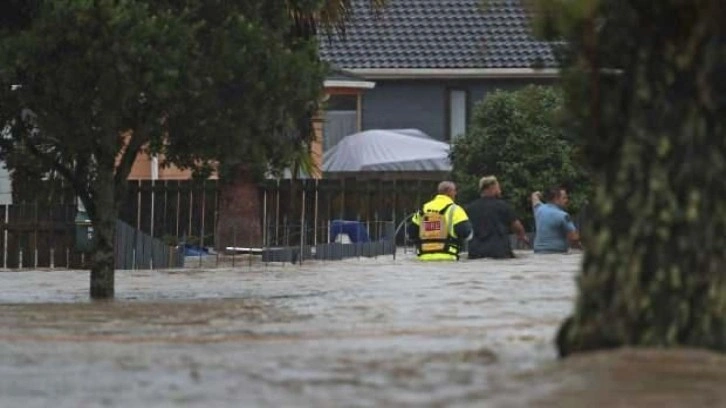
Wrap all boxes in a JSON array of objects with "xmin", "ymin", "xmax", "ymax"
[
  {"xmin": 216, "ymin": 166, "xmax": 262, "ymax": 250},
  {"xmin": 557, "ymin": 3, "xmax": 726, "ymax": 356},
  {"xmin": 89, "ymin": 166, "xmax": 117, "ymax": 299}
]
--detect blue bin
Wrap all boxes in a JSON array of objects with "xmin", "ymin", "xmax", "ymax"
[{"xmin": 330, "ymin": 220, "xmax": 370, "ymax": 243}]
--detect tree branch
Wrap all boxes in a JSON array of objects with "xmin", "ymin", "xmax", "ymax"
[
  {"xmin": 114, "ymin": 129, "xmax": 148, "ymax": 197},
  {"xmin": 73, "ymin": 154, "xmax": 95, "ymax": 218},
  {"xmin": 23, "ymin": 139, "xmax": 92, "ymax": 210}
]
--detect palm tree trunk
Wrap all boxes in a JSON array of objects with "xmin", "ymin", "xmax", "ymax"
[
  {"xmin": 216, "ymin": 166, "xmax": 263, "ymax": 250},
  {"xmin": 88, "ymin": 164, "xmax": 117, "ymax": 299}
]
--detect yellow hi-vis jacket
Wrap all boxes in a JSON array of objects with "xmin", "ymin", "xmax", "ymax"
[{"xmin": 410, "ymin": 194, "xmax": 470, "ymax": 261}]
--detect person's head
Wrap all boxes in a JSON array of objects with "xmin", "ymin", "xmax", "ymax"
[
  {"xmin": 544, "ymin": 186, "xmax": 569, "ymax": 208},
  {"xmin": 437, "ymin": 181, "xmax": 457, "ymax": 199},
  {"xmin": 479, "ymin": 175, "xmax": 501, "ymax": 197}
]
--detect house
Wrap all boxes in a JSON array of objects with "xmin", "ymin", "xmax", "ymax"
[
  {"xmin": 130, "ymin": 0, "xmax": 559, "ymax": 180},
  {"xmin": 127, "ymin": 152, "xmax": 204, "ymax": 181},
  {"xmin": 127, "ymin": 71, "xmax": 376, "ymax": 181},
  {"xmin": 320, "ymin": 69, "xmax": 376, "ymax": 152},
  {"xmin": 318, "ymin": 0, "xmax": 559, "ymax": 146}
]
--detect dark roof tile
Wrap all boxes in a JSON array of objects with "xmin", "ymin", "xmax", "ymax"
[{"xmin": 319, "ymin": 0, "xmax": 557, "ymax": 69}]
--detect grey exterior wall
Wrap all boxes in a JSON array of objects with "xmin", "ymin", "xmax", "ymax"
[{"xmin": 361, "ymin": 78, "xmax": 557, "ymax": 141}]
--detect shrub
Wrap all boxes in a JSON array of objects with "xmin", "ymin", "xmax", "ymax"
[{"xmin": 450, "ymin": 85, "xmax": 590, "ymax": 229}]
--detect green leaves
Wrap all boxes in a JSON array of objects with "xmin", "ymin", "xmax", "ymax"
[
  {"xmin": 450, "ymin": 85, "xmax": 591, "ymax": 229},
  {"xmin": 157, "ymin": 1, "xmax": 326, "ymax": 180},
  {"xmin": 0, "ymin": 0, "xmax": 327, "ymax": 187},
  {"xmin": 526, "ymin": 0, "xmax": 600, "ymax": 41}
]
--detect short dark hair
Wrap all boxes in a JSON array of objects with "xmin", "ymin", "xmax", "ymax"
[{"xmin": 544, "ymin": 186, "xmax": 566, "ymax": 202}]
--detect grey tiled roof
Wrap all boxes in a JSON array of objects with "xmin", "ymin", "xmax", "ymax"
[
  {"xmin": 326, "ymin": 68, "xmax": 370, "ymax": 82},
  {"xmin": 319, "ymin": 0, "xmax": 558, "ymax": 70}
]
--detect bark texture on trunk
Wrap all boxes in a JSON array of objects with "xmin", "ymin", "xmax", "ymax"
[
  {"xmin": 216, "ymin": 166, "xmax": 262, "ymax": 250},
  {"xmin": 557, "ymin": 4, "xmax": 726, "ymax": 356},
  {"xmin": 89, "ymin": 166, "xmax": 117, "ymax": 299}
]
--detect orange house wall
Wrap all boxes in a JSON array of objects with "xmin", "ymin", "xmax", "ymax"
[{"xmin": 126, "ymin": 152, "xmax": 213, "ymax": 180}]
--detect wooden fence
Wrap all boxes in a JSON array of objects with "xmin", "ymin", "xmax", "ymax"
[
  {"xmin": 10, "ymin": 178, "xmax": 445, "ymax": 256},
  {"xmin": 0, "ymin": 204, "xmax": 80, "ymax": 269},
  {"xmin": 0, "ymin": 203, "xmax": 184, "ymax": 269},
  {"xmin": 115, "ymin": 179, "xmax": 442, "ymax": 248},
  {"xmin": 8, "ymin": 179, "xmax": 591, "ymax": 263},
  {"xmin": 119, "ymin": 180, "xmax": 219, "ymax": 247}
]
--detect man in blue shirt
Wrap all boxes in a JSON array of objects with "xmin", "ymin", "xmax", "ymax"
[{"xmin": 531, "ymin": 187, "xmax": 581, "ymax": 253}]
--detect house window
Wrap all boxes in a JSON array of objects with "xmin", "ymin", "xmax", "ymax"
[
  {"xmin": 327, "ymin": 95, "xmax": 357, "ymax": 111},
  {"xmin": 449, "ymin": 90, "xmax": 467, "ymax": 141},
  {"xmin": 324, "ymin": 94, "xmax": 359, "ymax": 151}
]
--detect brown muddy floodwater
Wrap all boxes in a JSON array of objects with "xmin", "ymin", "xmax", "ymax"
[{"xmin": 1, "ymin": 251, "xmax": 725, "ymax": 407}]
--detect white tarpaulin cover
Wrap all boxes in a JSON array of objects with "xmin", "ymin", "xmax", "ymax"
[{"xmin": 323, "ymin": 129, "xmax": 452, "ymax": 172}]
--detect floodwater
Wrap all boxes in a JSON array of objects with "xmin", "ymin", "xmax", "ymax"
[{"xmin": 2, "ymin": 251, "xmax": 726, "ymax": 407}]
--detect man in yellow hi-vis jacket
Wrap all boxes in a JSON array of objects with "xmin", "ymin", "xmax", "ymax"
[{"xmin": 407, "ymin": 181, "xmax": 473, "ymax": 261}]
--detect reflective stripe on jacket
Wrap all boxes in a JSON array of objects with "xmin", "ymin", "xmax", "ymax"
[{"xmin": 411, "ymin": 195, "xmax": 469, "ymax": 261}]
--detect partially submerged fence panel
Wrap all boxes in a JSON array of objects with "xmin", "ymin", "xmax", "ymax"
[
  {"xmin": 258, "ymin": 221, "xmax": 397, "ymax": 263},
  {"xmin": 114, "ymin": 220, "xmax": 184, "ymax": 270}
]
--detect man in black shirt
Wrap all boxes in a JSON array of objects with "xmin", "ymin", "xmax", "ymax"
[{"xmin": 465, "ymin": 176, "xmax": 529, "ymax": 259}]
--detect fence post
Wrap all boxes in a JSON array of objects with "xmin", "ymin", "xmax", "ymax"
[
  {"xmin": 232, "ymin": 225, "xmax": 236, "ymax": 268},
  {"xmin": 49, "ymin": 205, "xmax": 54, "ymax": 270},
  {"xmin": 200, "ymin": 181, "xmax": 207, "ymax": 269},
  {"xmin": 163, "ymin": 180, "xmax": 169, "ymax": 246},
  {"xmin": 392, "ymin": 219, "xmax": 397, "ymax": 261},
  {"xmin": 283, "ymin": 215, "xmax": 288, "ymax": 247},
  {"xmin": 33, "ymin": 202, "xmax": 38, "ymax": 269},
  {"xmin": 374, "ymin": 212, "xmax": 378, "ymax": 260},
  {"xmin": 283, "ymin": 216, "xmax": 289, "ymax": 266},
  {"xmin": 175, "ymin": 182, "xmax": 181, "ymax": 241},
  {"xmin": 215, "ymin": 214, "xmax": 220, "ymax": 268},
  {"xmin": 132, "ymin": 228, "xmax": 137, "ymax": 270},
  {"xmin": 313, "ymin": 179, "xmax": 319, "ymax": 246},
  {"xmin": 188, "ymin": 188, "xmax": 193, "ymax": 243},
  {"xmin": 356, "ymin": 214, "xmax": 361, "ymax": 260},
  {"xmin": 150, "ymin": 179, "xmax": 156, "ymax": 239},
  {"xmin": 136, "ymin": 179, "xmax": 142, "ymax": 231},
  {"xmin": 262, "ymin": 188, "xmax": 267, "ymax": 249},
  {"xmin": 403, "ymin": 208, "xmax": 408, "ymax": 255},
  {"xmin": 3, "ymin": 205, "xmax": 7, "ymax": 269},
  {"xmin": 300, "ymin": 185, "xmax": 306, "ymax": 266},
  {"xmin": 275, "ymin": 179, "xmax": 280, "ymax": 246}
]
